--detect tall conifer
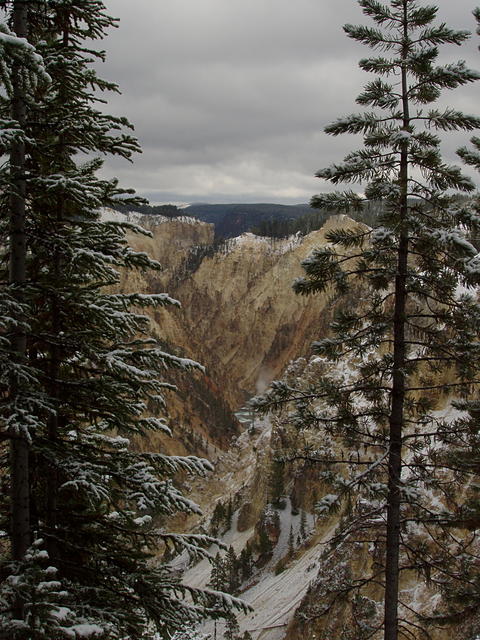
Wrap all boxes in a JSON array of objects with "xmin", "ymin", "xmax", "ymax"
[
  {"xmin": 7, "ymin": 0, "xmax": 29, "ymax": 574},
  {"xmin": 0, "ymin": 2, "xmax": 245, "ymax": 638},
  {"xmin": 0, "ymin": 1, "xmax": 50, "ymax": 630},
  {"xmin": 254, "ymin": 1, "xmax": 480, "ymax": 638}
]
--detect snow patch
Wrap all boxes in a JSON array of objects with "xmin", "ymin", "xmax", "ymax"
[
  {"xmin": 100, "ymin": 207, "xmax": 205, "ymax": 227},
  {"xmin": 227, "ymin": 232, "xmax": 304, "ymax": 255}
]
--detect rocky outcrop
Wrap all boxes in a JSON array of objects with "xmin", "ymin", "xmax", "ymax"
[{"xmin": 118, "ymin": 211, "xmax": 355, "ymax": 420}]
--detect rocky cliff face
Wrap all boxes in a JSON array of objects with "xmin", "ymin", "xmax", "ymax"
[
  {"xmin": 117, "ymin": 210, "xmax": 349, "ymax": 415},
  {"xmin": 110, "ymin": 210, "xmax": 477, "ymax": 640}
]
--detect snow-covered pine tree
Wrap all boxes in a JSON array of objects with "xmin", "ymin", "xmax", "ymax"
[
  {"xmin": 0, "ymin": 0, "xmax": 51, "ymax": 629},
  {"xmin": 253, "ymin": 1, "xmax": 480, "ymax": 638},
  {"xmin": 238, "ymin": 544, "xmax": 253, "ymax": 583},
  {"xmin": 0, "ymin": 2, "xmax": 245, "ymax": 638},
  {"xmin": 208, "ymin": 553, "xmax": 229, "ymax": 594},
  {"xmin": 5, "ymin": 0, "xmax": 28, "ymax": 575},
  {"xmin": 225, "ymin": 546, "xmax": 239, "ymax": 595}
]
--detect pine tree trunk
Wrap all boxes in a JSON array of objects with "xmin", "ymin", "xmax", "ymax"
[
  {"xmin": 46, "ymin": 320, "xmax": 60, "ymax": 562},
  {"xmin": 384, "ymin": 233, "xmax": 407, "ymax": 640},
  {"xmin": 9, "ymin": 0, "xmax": 30, "ymax": 566},
  {"xmin": 45, "ymin": 16, "xmax": 70, "ymax": 565},
  {"xmin": 384, "ymin": 5, "xmax": 409, "ymax": 638}
]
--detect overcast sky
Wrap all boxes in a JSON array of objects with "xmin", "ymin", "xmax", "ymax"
[{"xmin": 100, "ymin": 0, "xmax": 479, "ymax": 204}]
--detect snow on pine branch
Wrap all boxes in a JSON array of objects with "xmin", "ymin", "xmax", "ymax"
[
  {"xmin": 0, "ymin": 23, "xmax": 51, "ymax": 96},
  {"xmin": 139, "ymin": 452, "xmax": 214, "ymax": 475},
  {"xmin": 125, "ymin": 292, "xmax": 181, "ymax": 308}
]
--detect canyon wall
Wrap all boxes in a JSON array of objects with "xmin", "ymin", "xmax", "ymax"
[
  {"xmin": 116, "ymin": 211, "xmax": 350, "ymax": 413},
  {"xmin": 110, "ymin": 210, "xmax": 478, "ymax": 640}
]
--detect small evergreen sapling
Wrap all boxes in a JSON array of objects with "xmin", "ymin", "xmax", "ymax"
[
  {"xmin": 268, "ymin": 458, "xmax": 286, "ymax": 509},
  {"xmin": 223, "ymin": 613, "xmax": 240, "ymax": 640},
  {"xmin": 238, "ymin": 544, "xmax": 253, "ymax": 583},
  {"xmin": 298, "ymin": 509, "xmax": 307, "ymax": 541},
  {"xmin": 208, "ymin": 553, "xmax": 229, "ymax": 594}
]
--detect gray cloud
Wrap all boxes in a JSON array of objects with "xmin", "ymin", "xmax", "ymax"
[{"xmin": 101, "ymin": 0, "xmax": 480, "ymax": 203}]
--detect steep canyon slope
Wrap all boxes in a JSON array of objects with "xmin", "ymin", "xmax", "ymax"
[
  {"xmin": 113, "ymin": 210, "xmax": 345, "ymax": 440},
  {"xmin": 109, "ymin": 210, "xmax": 477, "ymax": 640}
]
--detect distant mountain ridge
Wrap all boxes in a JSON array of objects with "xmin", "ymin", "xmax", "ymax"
[
  {"xmin": 114, "ymin": 201, "xmax": 312, "ymax": 238},
  {"xmin": 184, "ymin": 203, "xmax": 312, "ymax": 238}
]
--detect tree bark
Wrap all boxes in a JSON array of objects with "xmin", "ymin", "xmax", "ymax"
[
  {"xmin": 9, "ymin": 0, "xmax": 30, "ymax": 566},
  {"xmin": 45, "ymin": 10, "xmax": 71, "ymax": 566},
  {"xmin": 384, "ymin": 4, "xmax": 410, "ymax": 639}
]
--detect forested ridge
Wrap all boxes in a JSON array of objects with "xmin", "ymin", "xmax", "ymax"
[
  {"xmin": 114, "ymin": 202, "xmax": 313, "ymax": 240},
  {"xmin": 2, "ymin": 2, "xmax": 480, "ymax": 640}
]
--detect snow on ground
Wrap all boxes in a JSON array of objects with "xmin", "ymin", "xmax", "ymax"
[
  {"xmin": 167, "ymin": 497, "xmax": 257, "ymax": 631},
  {"xmin": 181, "ymin": 497, "xmax": 324, "ymax": 640},
  {"xmin": 267, "ymin": 499, "xmax": 315, "ymax": 570},
  {"xmin": 227, "ymin": 232, "xmax": 304, "ymax": 256},
  {"xmin": 177, "ymin": 511, "xmax": 255, "ymax": 591},
  {"xmin": 170, "ymin": 406, "xmax": 325, "ymax": 640},
  {"xmin": 100, "ymin": 207, "xmax": 204, "ymax": 227},
  {"xmin": 206, "ymin": 521, "xmax": 333, "ymax": 640}
]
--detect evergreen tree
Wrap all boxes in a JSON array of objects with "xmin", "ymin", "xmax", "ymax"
[
  {"xmin": 6, "ymin": 0, "xmax": 28, "ymax": 575},
  {"xmin": 208, "ymin": 548, "xmax": 240, "ymax": 596},
  {"xmin": 256, "ymin": 508, "xmax": 278, "ymax": 561},
  {"xmin": 298, "ymin": 509, "xmax": 307, "ymax": 541},
  {"xmin": 238, "ymin": 544, "xmax": 253, "ymax": 583},
  {"xmin": 0, "ymin": 1, "xmax": 51, "ymax": 630},
  {"xmin": 458, "ymin": 8, "xmax": 480, "ymax": 173},
  {"xmin": 225, "ymin": 497, "xmax": 234, "ymax": 531},
  {"xmin": 223, "ymin": 613, "xmax": 240, "ymax": 640},
  {"xmin": 290, "ymin": 490, "xmax": 299, "ymax": 516},
  {"xmin": 288, "ymin": 525, "xmax": 295, "ymax": 557},
  {"xmin": 0, "ymin": 2, "xmax": 245, "ymax": 638},
  {"xmin": 256, "ymin": 526, "xmax": 272, "ymax": 559},
  {"xmin": 253, "ymin": 1, "xmax": 480, "ymax": 638},
  {"xmin": 210, "ymin": 502, "xmax": 225, "ymax": 536},
  {"xmin": 428, "ymin": 8, "xmax": 480, "ymax": 630},
  {"xmin": 0, "ymin": 0, "xmax": 51, "ymax": 572},
  {"xmin": 208, "ymin": 553, "xmax": 228, "ymax": 593},
  {"xmin": 268, "ymin": 458, "xmax": 286, "ymax": 509},
  {"xmin": 225, "ymin": 546, "xmax": 239, "ymax": 595}
]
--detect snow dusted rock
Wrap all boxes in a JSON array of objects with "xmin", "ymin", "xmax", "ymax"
[{"xmin": 113, "ymin": 213, "xmax": 362, "ymax": 448}]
